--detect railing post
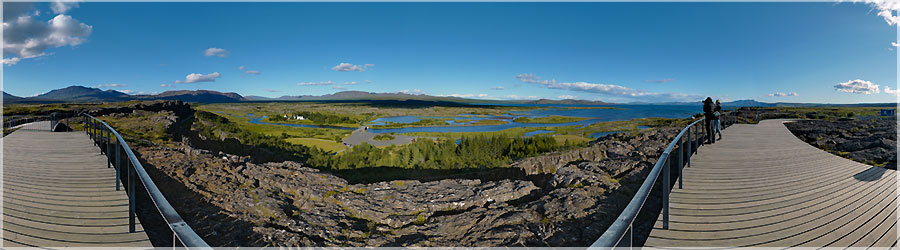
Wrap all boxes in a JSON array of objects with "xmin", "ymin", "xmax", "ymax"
[
  {"xmin": 688, "ymin": 124, "xmax": 692, "ymax": 167},
  {"xmin": 106, "ymin": 128, "xmax": 111, "ymax": 167},
  {"xmin": 116, "ymin": 139, "xmax": 121, "ymax": 191},
  {"xmin": 662, "ymin": 153, "xmax": 669, "ymax": 229},
  {"xmin": 129, "ymin": 160, "xmax": 136, "ymax": 233},
  {"xmin": 624, "ymin": 225, "xmax": 633, "ymax": 248},
  {"xmin": 678, "ymin": 136, "xmax": 683, "ymax": 189}
]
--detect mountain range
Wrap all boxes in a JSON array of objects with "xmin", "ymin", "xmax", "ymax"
[
  {"xmin": 3, "ymin": 86, "xmax": 245, "ymax": 104},
  {"xmin": 3, "ymin": 86, "xmax": 896, "ymax": 108}
]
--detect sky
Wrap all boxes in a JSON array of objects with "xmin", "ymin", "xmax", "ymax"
[{"xmin": 2, "ymin": 1, "xmax": 898, "ymax": 104}]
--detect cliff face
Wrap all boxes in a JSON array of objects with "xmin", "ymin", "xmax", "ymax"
[{"xmin": 134, "ymin": 128, "xmax": 678, "ymax": 247}]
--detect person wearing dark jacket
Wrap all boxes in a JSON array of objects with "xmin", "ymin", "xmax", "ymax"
[
  {"xmin": 714, "ymin": 100, "xmax": 723, "ymax": 140},
  {"xmin": 702, "ymin": 97, "xmax": 716, "ymax": 144}
]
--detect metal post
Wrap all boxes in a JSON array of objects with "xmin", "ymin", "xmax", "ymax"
[
  {"xmin": 106, "ymin": 128, "xmax": 111, "ymax": 167},
  {"xmin": 623, "ymin": 225, "xmax": 633, "ymax": 248},
  {"xmin": 688, "ymin": 125, "xmax": 692, "ymax": 167},
  {"xmin": 116, "ymin": 139, "xmax": 121, "ymax": 191},
  {"xmin": 129, "ymin": 160, "xmax": 136, "ymax": 233},
  {"xmin": 662, "ymin": 153, "xmax": 669, "ymax": 229},
  {"xmin": 678, "ymin": 136, "xmax": 683, "ymax": 189}
]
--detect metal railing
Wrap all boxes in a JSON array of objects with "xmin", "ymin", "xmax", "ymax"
[
  {"xmin": 592, "ymin": 113, "xmax": 736, "ymax": 248},
  {"xmin": 81, "ymin": 114, "xmax": 211, "ymax": 249},
  {"xmin": 4, "ymin": 115, "xmax": 52, "ymax": 130}
]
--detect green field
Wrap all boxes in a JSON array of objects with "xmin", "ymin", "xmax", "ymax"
[{"xmin": 285, "ymin": 137, "xmax": 347, "ymax": 152}]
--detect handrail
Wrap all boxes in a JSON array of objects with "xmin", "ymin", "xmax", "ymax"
[
  {"xmin": 592, "ymin": 112, "xmax": 735, "ymax": 248},
  {"xmin": 81, "ymin": 113, "xmax": 211, "ymax": 249}
]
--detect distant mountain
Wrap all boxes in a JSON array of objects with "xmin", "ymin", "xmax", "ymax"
[
  {"xmin": 144, "ymin": 90, "xmax": 245, "ymax": 103},
  {"xmin": 4, "ymin": 86, "xmax": 244, "ymax": 104},
  {"xmin": 36, "ymin": 86, "xmax": 131, "ymax": 102},
  {"xmin": 3, "ymin": 91, "xmax": 22, "ymax": 102},
  {"xmin": 526, "ymin": 99, "xmax": 612, "ymax": 105}
]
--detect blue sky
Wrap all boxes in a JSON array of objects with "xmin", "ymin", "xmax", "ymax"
[{"xmin": 2, "ymin": 2, "xmax": 898, "ymax": 103}]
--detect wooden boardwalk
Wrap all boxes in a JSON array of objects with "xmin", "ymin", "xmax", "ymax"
[
  {"xmin": 645, "ymin": 119, "xmax": 898, "ymax": 247},
  {"xmin": 2, "ymin": 121, "xmax": 152, "ymax": 247}
]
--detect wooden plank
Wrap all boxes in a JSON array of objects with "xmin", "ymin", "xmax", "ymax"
[
  {"xmin": 645, "ymin": 119, "xmax": 899, "ymax": 247},
  {"xmin": 2, "ymin": 125, "xmax": 152, "ymax": 247}
]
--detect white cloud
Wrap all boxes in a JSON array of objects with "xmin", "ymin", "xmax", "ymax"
[
  {"xmin": 364, "ymin": 80, "xmax": 372, "ymax": 83},
  {"xmin": 478, "ymin": 94, "xmax": 488, "ymax": 97},
  {"xmin": 884, "ymin": 86, "xmax": 900, "ymax": 95},
  {"xmin": 503, "ymin": 94, "xmax": 539, "ymax": 100},
  {"xmin": 490, "ymin": 86, "xmax": 505, "ymax": 90},
  {"xmin": 643, "ymin": 79, "xmax": 675, "ymax": 83},
  {"xmin": 399, "ymin": 89, "xmax": 425, "ymax": 95},
  {"xmin": 51, "ymin": 0, "xmax": 79, "ymax": 14},
  {"xmin": 517, "ymin": 73, "xmax": 702, "ymax": 102},
  {"xmin": 331, "ymin": 62, "xmax": 372, "ymax": 72},
  {"xmin": 204, "ymin": 47, "xmax": 228, "ymax": 57},
  {"xmin": 95, "ymin": 83, "xmax": 127, "ymax": 88},
  {"xmin": 332, "ymin": 86, "xmax": 348, "ymax": 90},
  {"xmin": 767, "ymin": 92, "xmax": 799, "ymax": 97},
  {"xmin": 245, "ymin": 70, "xmax": 260, "ymax": 75},
  {"xmin": 3, "ymin": 14, "xmax": 93, "ymax": 63},
  {"xmin": 893, "ymin": 42, "xmax": 900, "ymax": 47},
  {"xmin": 516, "ymin": 73, "xmax": 556, "ymax": 85},
  {"xmin": 297, "ymin": 81, "xmax": 335, "ymax": 86},
  {"xmin": 442, "ymin": 94, "xmax": 475, "ymax": 98},
  {"xmin": 160, "ymin": 84, "xmax": 174, "ymax": 87},
  {"xmin": 342, "ymin": 81, "xmax": 358, "ymax": 85},
  {"xmin": 238, "ymin": 65, "xmax": 245, "ymax": 70},
  {"xmin": 558, "ymin": 95, "xmax": 577, "ymax": 99},
  {"xmin": 834, "ymin": 79, "xmax": 880, "ymax": 94},
  {"xmin": 175, "ymin": 72, "xmax": 221, "ymax": 83},
  {"xmin": 2, "ymin": 57, "xmax": 22, "ymax": 65}
]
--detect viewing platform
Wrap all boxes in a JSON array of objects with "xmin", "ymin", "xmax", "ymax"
[
  {"xmin": 644, "ymin": 119, "xmax": 898, "ymax": 247},
  {"xmin": 2, "ymin": 121, "xmax": 152, "ymax": 247}
]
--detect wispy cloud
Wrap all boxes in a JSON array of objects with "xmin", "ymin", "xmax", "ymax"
[
  {"xmin": 490, "ymin": 86, "xmax": 506, "ymax": 90},
  {"xmin": 883, "ymin": 86, "xmax": 900, "ymax": 95},
  {"xmin": 643, "ymin": 79, "xmax": 675, "ymax": 83},
  {"xmin": 517, "ymin": 73, "xmax": 701, "ymax": 102},
  {"xmin": 204, "ymin": 47, "xmax": 228, "ymax": 57},
  {"xmin": 558, "ymin": 95, "xmax": 577, "ymax": 99},
  {"xmin": 767, "ymin": 92, "xmax": 799, "ymax": 97},
  {"xmin": 332, "ymin": 86, "xmax": 348, "ymax": 90},
  {"xmin": 840, "ymin": 0, "xmax": 900, "ymax": 26},
  {"xmin": 245, "ymin": 70, "xmax": 261, "ymax": 75},
  {"xmin": 160, "ymin": 84, "xmax": 174, "ymax": 88},
  {"xmin": 297, "ymin": 81, "xmax": 335, "ymax": 86},
  {"xmin": 265, "ymin": 89, "xmax": 282, "ymax": 93},
  {"xmin": 95, "ymin": 83, "xmax": 127, "ymax": 88},
  {"xmin": 238, "ymin": 65, "xmax": 245, "ymax": 70},
  {"xmin": 834, "ymin": 79, "xmax": 880, "ymax": 94},
  {"xmin": 399, "ymin": 89, "xmax": 425, "ymax": 95},
  {"xmin": 331, "ymin": 62, "xmax": 373, "ymax": 72},
  {"xmin": 342, "ymin": 81, "xmax": 358, "ymax": 85},
  {"xmin": 3, "ymin": 57, "xmax": 22, "ymax": 65},
  {"xmin": 503, "ymin": 94, "xmax": 539, "ymax": 100},
  {"xmin": 51, "ymin": 0, "xmax": 79, "ymax": 14},
  {"xmin": 175, "ymin": 72, "xmax": 221, "ymax": 83}
]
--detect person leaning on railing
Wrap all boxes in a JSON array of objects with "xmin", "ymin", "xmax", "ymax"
[
  {"xmin": 702, "ymin": 97, "xmax": 716, "ymax": 144},
  {"xmin": 714, "ymin": 100, "xmax": 723, "ymax": 140}
]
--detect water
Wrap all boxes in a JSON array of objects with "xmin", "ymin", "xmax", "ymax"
[
  {"xmin": 523, "ymin": 130, "xmax": 554, "ymax": 137},
  {"xmin": 590, "ymin": 131, "xmax": 622, "ymax": 138},
  {"xmin": 248, "ymin": 104, "xmax": 700, "ymax": 134}
]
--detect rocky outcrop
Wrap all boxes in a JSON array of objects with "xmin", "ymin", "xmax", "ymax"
[
  {"xmin": 132, "ymin": 125, "xmax": 680, "ymax": 247},
  {"xmin": 786, "ymin": 118, "xmax": 897, "ymax": 169}
]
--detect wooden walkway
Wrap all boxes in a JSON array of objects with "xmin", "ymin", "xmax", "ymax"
[
  {"xmin": 2, "ymin": 121, "xmax": 152, "ymax": 247},
  {"xmin": 645, "ymin": 119, "xmax": 898, "ymax": 247}
]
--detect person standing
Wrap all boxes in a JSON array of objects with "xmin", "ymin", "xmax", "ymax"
[
  {"xmin": 702, "ymin": 97, "xmax": 716, "ymax": 144},
  {"xmin": 714, "ymin": 100, "xmax": 723, "ymax": 140}
]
